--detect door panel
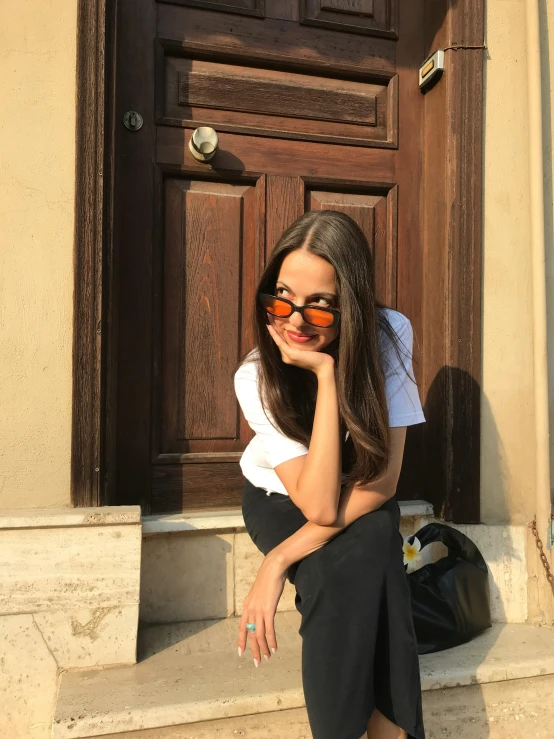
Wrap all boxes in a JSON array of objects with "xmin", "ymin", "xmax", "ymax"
[
  {"xmin": 157, "ymin": 5, "xmax": 396, "ymax": 77},
  {"xmin": 157, "ymin": 127, "xmax": 396, "ymax": 180},
  {"xmin": 307, "ymin": 188, "xmax": 397, "ymax": 306},
  {"xmin": 152, "ymin": 461, "xmax": 247, "ymax": 511},
  {"xmin": 114, "ymin": 0, "xmax": 426, "ymax": 512},
  {"xmin": 163, "ymin": 57, "xmax": 397, "ymax": 147},
  {"xmin": 160, "ymin": 179, "xmax": 258, "ymax": 456},
  {"xmin": 265, "ymin": 176, "xmax": 304, "ymax": 257},
  {"xmin": 167, "ymin": 0, "xmax": 265, "ymax": 17},
  {"xmin": 300, "ymin": 0, "xmax": 398, "ymax": 38},
  {"xmin": 153, "ymin": 177, "xmax": 263, "ymax": 509}
]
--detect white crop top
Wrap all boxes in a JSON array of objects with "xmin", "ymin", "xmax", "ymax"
[{"xmin": 233, "ymin": 308, "xmax": 425, "ymax": 495}]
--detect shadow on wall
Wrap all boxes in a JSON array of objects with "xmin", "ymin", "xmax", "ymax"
[
  {"xmin": 422, "ymin": 366, "xmax": 482, "ymax": 523},
  {"xmin": 423, "ymin": 0, "xmax": 454, "ymax": 50},
  {"xmin": 422, "ymin": 361, "xmax": 524, "ymax": 627},
  {"xmin": 538, "ymin": 0, "xmax": 554, "ymax": 499}
]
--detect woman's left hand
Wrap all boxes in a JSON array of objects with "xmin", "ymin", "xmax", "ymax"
[
  {"xmin": 238, "ymin": 552, "xmax": 288, "ymax": 665},
  {"xmin": 266, "ymin": 321, "xmax": 334, "ymax": 378}
]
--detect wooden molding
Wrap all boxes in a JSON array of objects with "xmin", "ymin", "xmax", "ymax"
[
  {"xmin": 71, "ymin": 0, "xmax": 108, "ymax": 507},
  {"xmin": 421, "ymin": 0, "xmax": 485, "ymax": 523}
]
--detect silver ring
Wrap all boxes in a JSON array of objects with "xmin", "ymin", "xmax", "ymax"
[{"xmin": 246, "ymin": 622, "xmax": 256, "ymax": 633}]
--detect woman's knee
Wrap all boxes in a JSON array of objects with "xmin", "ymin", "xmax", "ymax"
[
  {"xmin": 295, "ymin": 505, "xmax": 399, "ymax": 591},
  {"xmin": 348, "ymin": 504, "xmax": 399, "ymax": 550},
  {"xmin": 313, "ymin": 513, "xmax": 396, "ymax": 582}
]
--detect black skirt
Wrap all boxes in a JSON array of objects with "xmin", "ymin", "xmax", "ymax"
[{"xmin": 242, "ymin": 478, "xmax": 425, "ymax": 739}]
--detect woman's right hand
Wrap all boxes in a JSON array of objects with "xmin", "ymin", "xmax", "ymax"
[
  {"xmin": 238, "ymin": 551, "xmax": 288, "ymax": 665},
  {"xmin": 266, "ymin": 323, "xmax": 335, "ymax": 378}
]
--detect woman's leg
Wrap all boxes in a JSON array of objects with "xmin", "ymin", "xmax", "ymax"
[
  {"xmin": 242, "ymin": 481, "xmax": 308, "ymax": 559},
  {"xmin": 293, "ymin": 498, "xmax": 423, "ymax": 739},
  {"xmin": 367, "ymin": 709, "xmax": 407, "ymax": 739},
  {"xmin": 242, "ymin": 482, "xmax": 423, "ymax": 739},
  {"xmin": 292, "ymin": 500, "xmax": 402, "ymax": 739}
]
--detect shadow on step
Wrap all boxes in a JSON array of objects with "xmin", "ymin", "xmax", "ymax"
[{"xmin": 137, "ymin": 617, "xmax": 227, "ymax": 661}]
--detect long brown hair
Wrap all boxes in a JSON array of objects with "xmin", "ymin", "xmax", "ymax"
[{"xmin": 248, "ymin": 210, "xmax": 409, "ymax": 487}]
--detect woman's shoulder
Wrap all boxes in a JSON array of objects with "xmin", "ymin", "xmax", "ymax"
[
  {"xmin": 377, "ymin": 308, "xmax": 414, "ymax": 377},
  {"xmin": 234, "ymin": 349, "xmax": 261, "ymax": 383},
  {"xmin": 379, "ymin": 307, "xmax": 412, "ymax": 332}
]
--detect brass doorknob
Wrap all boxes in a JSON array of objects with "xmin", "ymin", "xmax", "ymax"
[{"xmin": 189, "ymin": 127, "xmax": 219, "ymax": 162}]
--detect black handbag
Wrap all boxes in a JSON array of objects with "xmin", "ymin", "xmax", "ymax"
[{"xmin": 405, "ymin": 522, "xmax": 492, "ymax": 654}]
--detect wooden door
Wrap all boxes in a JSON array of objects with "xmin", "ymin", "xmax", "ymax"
[{"xmin": 112, "ymin": 0, "xmax": 427, "ymax": 513}]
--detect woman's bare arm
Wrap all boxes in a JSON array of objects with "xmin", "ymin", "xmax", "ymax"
[
  {"xmin": 274, "ymin": 364, "xmax": 342, "ymax": 525},
  {"xmin": 270, "ymin": 427, "xmax": 406, "ymax": 568},
  {"xmin": 264, "ymin": 323, "xmax": 342, "ymax": 525},
  {"xmin": 238, "ymin": 427, "xmax": 407, "ymax": 662}
]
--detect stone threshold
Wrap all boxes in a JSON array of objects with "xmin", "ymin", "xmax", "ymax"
[
  {"xmin": 0, "ymin": 500, "xmax": 433, "ymax": 534},
  {"xmin": 52, "ymin": 615, "xmax": 554, "ymax": 739},
  {"xmin": 0, "ymin": 505, "xmax": 141, "ymax": 530},
  {"xmin": 141, "ymin": 499, "xmax": 435, "ymax": 534}
]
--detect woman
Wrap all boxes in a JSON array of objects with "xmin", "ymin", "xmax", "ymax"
[{"xmin": 234, "ymin": 210, "xmax": 426, "ymax": 739}]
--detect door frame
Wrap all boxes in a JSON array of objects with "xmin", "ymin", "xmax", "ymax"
[{"xmin": 72, "ymin": 0, "xmax": 485, "ymax": 522}]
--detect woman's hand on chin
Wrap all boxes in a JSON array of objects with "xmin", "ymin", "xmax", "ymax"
[
  {"xmin": 237, "ymin": 552, "xmax": 288, "ymax": 666},
  {"xmin": 266, "ymin": 323, "xmax": 334, "ymax": 377}
]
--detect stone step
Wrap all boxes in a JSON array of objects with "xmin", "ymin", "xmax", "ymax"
[
  {"xmin": 56, "ymin": 677, "xmax": 554, "ymax": 739},
  {"xmin": 139, "ymin": 501, "xmax": 434, "ymax": 626},
  {"xmin": 53, "ymin": 614, "xmax": 554, "ymax": 739}
]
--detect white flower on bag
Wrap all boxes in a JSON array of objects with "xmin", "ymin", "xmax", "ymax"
[{"xmin": 403, "ymin": 535, "xmax": 422, "ymax": 573}]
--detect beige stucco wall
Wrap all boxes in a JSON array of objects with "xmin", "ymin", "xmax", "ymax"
[
  {"xmin": 541, "ymin": 1, "xmax": 554, "ymax": 512},
  {"xmin": 0, "ymin": 0, "xmax": 77, "ymax": 509},
  {"xmin": 481, "ymin": 0, "xmax": 538, "ymax": 525}
]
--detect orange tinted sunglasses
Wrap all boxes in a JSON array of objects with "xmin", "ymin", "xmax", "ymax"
[{"xmin": 259, "ymin": 293, "xmax": 340, "ymax": 328}]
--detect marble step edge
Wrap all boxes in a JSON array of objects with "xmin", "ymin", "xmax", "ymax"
[
  {"xmin": 141, "ymin": 500, "xmax": 434, "ymax": 534},
  {"xmin": 52, "ymin": 621, "xmax": 554, "ymax": 739},
  {"xmin": 0, "ymin": 501, "xmax": 432, "ymax": 534},
  {"xmin": 67, "ymin": 675, "xmax": 554, "ymax": 739},
  {"xmin": 0, "ymin": 505, "xmax": 141, "ymax": 530}
]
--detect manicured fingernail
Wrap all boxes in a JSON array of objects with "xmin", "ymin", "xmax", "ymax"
[
  {"xmin": 271, "ymin": 647, "xmax": 276, "ymax": 654},
  {"xmin": 253, "ymin": 658, "xmax": 259, "ymax": 668},
  {"xmin": 263, "ymin": 654, "xmax": 269, "ymax": 661},
  {"xmin": 238, "ymin": 647, "xmax": 243, "ymax": 657}
]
